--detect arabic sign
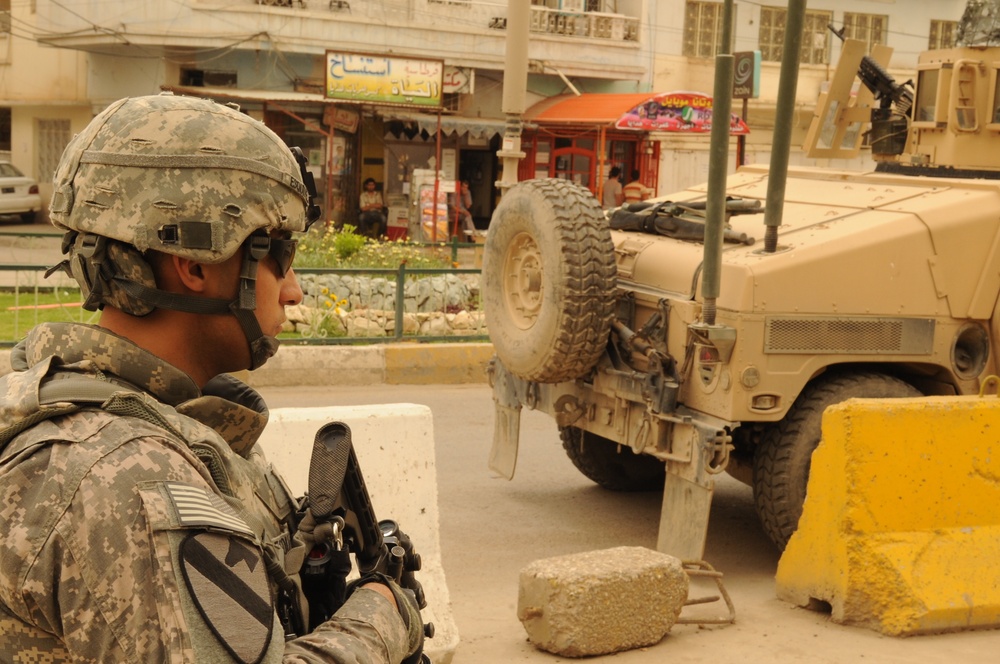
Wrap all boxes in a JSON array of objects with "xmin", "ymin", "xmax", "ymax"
[
  {"xmin": 443, "ymin": 66, "xmax": 474, "ymax": 95},
  {"xmin": 326, "ymin": 51, "xmax": 443, "ymax": 107},
  {"xmin": 323, "ymin": 105, "xmax": 360, "ymax": 133},
  {"xmin": 614, "ymin": 92, "xmax": 750, "ymax": 135}
]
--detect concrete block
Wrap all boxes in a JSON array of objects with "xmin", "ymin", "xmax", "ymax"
[
  {"xmin": 776, "ymin": 396, "xmax": 1000, "ymax": 636},
  {"xmin": 248, "ymin": 345, "xmax": 385, "ymax": 387},
  {"xmin": 257, "ymin": 405, "xmax": 458, "ymax": 663},
  {"xmin": 517, "ymin": 546, "xmax": 688, "ymax": 657}
]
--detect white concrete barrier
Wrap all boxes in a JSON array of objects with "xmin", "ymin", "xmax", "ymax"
[{"xmin": 258, "ymin": 405, "xmax": 457, "ymax": 663}]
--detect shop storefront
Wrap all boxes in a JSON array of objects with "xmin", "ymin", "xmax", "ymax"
[
  {"xmin": 166, "ymin": 54, "xmax": 504, "ymax": 242},
  {"xmin": 521, "ymin": 91, "xmax": 750, "ymax": 202}
]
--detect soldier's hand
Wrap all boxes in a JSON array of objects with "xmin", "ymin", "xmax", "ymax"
[{"xmin": 348, "ymin": 573, "xmax": 424, "ymax": 662}]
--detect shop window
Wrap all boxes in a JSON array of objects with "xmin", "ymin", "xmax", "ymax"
[
  {"xmin": 552, "ymin": 148, "xmax": 593, "ymax": 188},
  {"xmin": 759, "ymin": 7, "xmax": 832, "ymax": 64},
  {"xmin": 181, "ymin": 68, "xmax": 238, "ymax": 88},
  {"xmin": 683, "ymin": 1, "xmax": 730, "ymax": 58},
  {"xmin": 929, "ymin": 19, "xmax": 957, "ymax": 50},
  {"xmin": 0, "ymin": 107, "xmax": 9, "ymax": 153},
  {"xmin": 843, "ymin": 12, "xmax": 887, "ymax": 54}
]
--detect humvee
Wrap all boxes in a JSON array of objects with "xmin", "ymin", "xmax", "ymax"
[{"xmin": 482, "ymin": 22, "xmax": 1000, "ymax": 557}]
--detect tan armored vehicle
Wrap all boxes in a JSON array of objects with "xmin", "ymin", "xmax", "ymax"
[{"xmin": 483, "ymin": 25, "xmax": 1000, "ymax": 557}]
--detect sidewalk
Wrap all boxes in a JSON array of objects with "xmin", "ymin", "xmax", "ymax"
[{"xmin": 0, "ymin": 342, "xmax": 495, "ymax": 385}]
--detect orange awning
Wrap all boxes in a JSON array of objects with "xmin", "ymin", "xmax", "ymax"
[
  {"xmin": 524, "ymin": 93, "xmax": 655, "ymax": 126},
  {"xmin": 525, "ymin": 91, "xmax": 749, "ymax": 135}
]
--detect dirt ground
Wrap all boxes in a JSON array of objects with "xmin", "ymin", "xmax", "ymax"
[{"xmin": 261, "ymin": 382, "xmax": 997, "ymax": 664}]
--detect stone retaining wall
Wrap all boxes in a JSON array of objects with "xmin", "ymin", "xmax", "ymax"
[{"xmin": 289, "ymin": 272, "xmax": 485, "ymax": 338}]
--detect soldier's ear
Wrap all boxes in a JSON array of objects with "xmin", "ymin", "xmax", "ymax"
[{"xmin": 172, "ymin": 255, "xmax": 209, "ymax": 293}]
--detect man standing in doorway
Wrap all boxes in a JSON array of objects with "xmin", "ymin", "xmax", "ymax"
[{"xmin": 602, "ymin": 166, "xmax": 623, "ymax": 209}]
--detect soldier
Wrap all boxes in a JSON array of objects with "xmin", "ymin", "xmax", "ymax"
[{"xmin": 0, "ymin": 94, "xmax": 423, "ymax": 662}]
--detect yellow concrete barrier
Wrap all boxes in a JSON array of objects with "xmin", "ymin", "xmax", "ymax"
[
  {"xmin": 776, "ymin": 396, "xmax": 1000, "ymax": 636},
  {"xmin": 384, "ymin": 342, "xmax": 493, "ymax": 384}
]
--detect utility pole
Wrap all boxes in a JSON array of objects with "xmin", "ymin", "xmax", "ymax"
[{"xmin": 497, "ymin": 0, "xmax": 530, "ymax": 192}]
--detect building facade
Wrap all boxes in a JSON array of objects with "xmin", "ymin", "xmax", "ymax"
[{"xmin": 0, "ymin": 0, "xmax": 971, "ymax": 229}]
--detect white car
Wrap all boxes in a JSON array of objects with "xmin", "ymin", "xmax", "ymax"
[{"xmin": 0, "ymin": 161, "xmax": 42, "ymax": 223}]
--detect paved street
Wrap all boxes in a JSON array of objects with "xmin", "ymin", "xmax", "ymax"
[{"xmin": 260, "ymin": 382, "xmax": 995, "ymax": 664}]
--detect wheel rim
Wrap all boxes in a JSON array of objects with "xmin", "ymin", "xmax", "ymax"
[{"xmin": 503, "ymin": 231, "xmax": 543, "ymax": 330}]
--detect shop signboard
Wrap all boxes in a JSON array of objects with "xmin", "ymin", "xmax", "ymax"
[
  {"xmin": 614, "ymin": 91, "xmax": 750, "ymax": 135},
  {"xmin": 326, "ymin": 51, "xmax": 444, "ymax": 107}
]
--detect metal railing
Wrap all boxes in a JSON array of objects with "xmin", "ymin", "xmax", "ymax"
[{"xmin": 0, "ymin": 262, "xmax": 488, "ymax": 347}]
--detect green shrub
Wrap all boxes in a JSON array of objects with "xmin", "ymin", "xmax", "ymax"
[{"xmin": 296, "ymin": 226, "xmax": 454, "ymax": 269}]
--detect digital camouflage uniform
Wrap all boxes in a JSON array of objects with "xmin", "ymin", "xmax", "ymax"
[{"xmin": 0, "ymin": 322, "xmax": 409, "ymax": 663}]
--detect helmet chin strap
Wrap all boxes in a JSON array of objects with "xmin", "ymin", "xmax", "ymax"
[{"xmin": 113, "ymin": 234, "xmax": 279, "ymax": 370}]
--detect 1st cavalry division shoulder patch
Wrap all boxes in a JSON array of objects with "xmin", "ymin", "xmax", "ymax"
[{"xmin": 167, "ymin": 483, "xmax": 273, "ymax": 663}]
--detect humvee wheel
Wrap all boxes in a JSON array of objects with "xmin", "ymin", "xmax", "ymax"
[
  {"xmin": 483, "ymin": 179, "xmax": 616, "ymax": 384},
  {"xmin": 752, "ymin": 370, "xmax": 921, "ymax": 551},
  {"xmin": 560, "ymin": 426, "xmax": 665, "ymax": 491}
]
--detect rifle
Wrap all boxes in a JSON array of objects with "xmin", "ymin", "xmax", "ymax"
[{"xmin": 302, "ymin": 421, "xmax": 433, "ymax": 661}]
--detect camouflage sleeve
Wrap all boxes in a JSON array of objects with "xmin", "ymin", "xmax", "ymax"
[
  {"xmin": 283, "ymin": 587, "xmax": 409, "ymax": 663},
  {"xmin": 11, "ymin": 427, "xmax": 209, "ymax": 661},
  {"xmin": 7, "ymin": 419, "xmax": 408, "ymax": 664}
]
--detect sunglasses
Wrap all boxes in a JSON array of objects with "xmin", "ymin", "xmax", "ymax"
[{"xmin": 249, "ymin": 231, "xmax": 298, "ymax": 277}]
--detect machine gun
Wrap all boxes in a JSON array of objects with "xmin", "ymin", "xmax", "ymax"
[
  {"xmin": 302, "ymin": 421, "xmax": 433, "ymax": 661},
  {"xmin": 609, "ymin": 197, "xmax": 761, "ymax": 245},
  {"xmin": 828, "ymin": 23, "xmax": 914, "ymax": 119}
]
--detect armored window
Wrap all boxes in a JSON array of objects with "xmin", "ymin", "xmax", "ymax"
[
  {"xmin": 915, "ymin": 69, "xmax": 941, "ymax": 123},
  {"xmin": 683, "ymin": 1, "xmax": 732, "ymax": 59},
  {"xmin": 843, "ymin": 13, "xmax": 888, "ymax": 54},
  {"xmin": 759, "ymin": 7, "xmax": 832, "ymax": 64},
  {"xmin": 929, "ymin": 19, "xmax": 957, "ymax": 50}
]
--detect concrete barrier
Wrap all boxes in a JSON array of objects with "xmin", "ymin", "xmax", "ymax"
[
  {"xmin": 257, "ymin": 405, "xmax": 458, "ymax": 663},
  {"xmin": 776, "ymin": 396, "xmax": 1000, "ymax": 636}
]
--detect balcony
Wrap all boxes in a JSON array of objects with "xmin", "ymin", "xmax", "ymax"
[{"xmin": 490, "ymin": 6, "xmax": 639, "ymax": 42}]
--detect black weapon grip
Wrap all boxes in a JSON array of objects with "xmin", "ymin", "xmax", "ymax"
[{"xmin": 310, "ymin": 422, "xmax": 386, "ymax": 567}]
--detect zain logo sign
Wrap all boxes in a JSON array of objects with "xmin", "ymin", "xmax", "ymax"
[{"xmin": 733, "ymin": 51, "xmax": 761, "ymax": 100}]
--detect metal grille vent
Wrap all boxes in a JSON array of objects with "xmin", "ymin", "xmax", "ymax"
[{"xmin": 764, "ymin": 316, "xmax": 934, "ymax": 355}]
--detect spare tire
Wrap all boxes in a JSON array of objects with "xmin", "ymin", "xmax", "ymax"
[{"xmin": 483, "ymin": 179, "xmax": 616, "ymax": 383}]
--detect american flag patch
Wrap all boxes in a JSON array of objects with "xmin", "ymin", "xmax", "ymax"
[{"xmin": 165, "ymin": 482, "xmax": 254, "ymax": 536}]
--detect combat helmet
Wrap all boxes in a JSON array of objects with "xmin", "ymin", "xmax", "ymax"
[{"xmin": 48, "ymin": 93, "xmax": 321, "ymax": 368}]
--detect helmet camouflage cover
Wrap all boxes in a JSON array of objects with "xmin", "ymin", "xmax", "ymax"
[{"xmin": 50, "ymin": 93, "xmax": 311, "ymax": 264}]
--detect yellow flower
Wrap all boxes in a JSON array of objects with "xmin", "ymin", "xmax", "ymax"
[
  {"xmin": 324, "ymin": 301, "xmax": 333, "ymax": 308},
  {"xmin": 321, "ymin": 287, "xmax": 329, "ymax": 294}
]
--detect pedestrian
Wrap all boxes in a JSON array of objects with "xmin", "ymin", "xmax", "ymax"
[
  {"xmin": 0, "ymin": 94, "xmax": 423, "ymax": 663},
  {"xmin": 359, "ymin": 176, "xmax": 387, "ymax": 237},
  {"xmin": 602, "ymin": 165, "xmax": 623, "ymax": 209},
  {"xmin": 623, "ymin": 169, "xmax": 653, "ymax": 204},
  {"xmin": 454, "ymin": 179, "xmax": 475, "ymax": 238}
]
